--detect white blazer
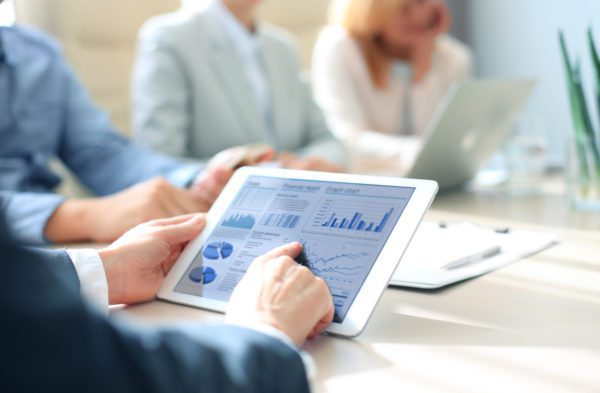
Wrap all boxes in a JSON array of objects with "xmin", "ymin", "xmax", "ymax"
[
  {"xmin": 312, "ymin": 26, "xmax": 472, "ymax": 173},
  {"xmin": 132, "ymin": 7, "xmax": 346, "ymax": 166}
]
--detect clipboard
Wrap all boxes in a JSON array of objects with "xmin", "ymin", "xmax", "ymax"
[{"xmin": 390, "ymin": 222, "xmax": 558, "ymax": 289}]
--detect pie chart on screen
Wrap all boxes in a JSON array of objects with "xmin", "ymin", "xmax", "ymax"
[
  {"xmin": 203, "ymin": 242, "xmax": 234, "ymax": 260},
  {"xmin": 188, "ymin": 267, "xmax": 217, "ymax": 285}
]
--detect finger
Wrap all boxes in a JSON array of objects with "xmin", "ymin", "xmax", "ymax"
[
  {"xmin": 308, "ymin": 312, "xmax": 333, "ymax": 339},
  {"xmin": 264, "ymin": 255, "xmax": 297, "ymax": 282},
  {"xmin": 193, "ymin": 166, "xmax": 232, "ymax": 192},
  {"xmin": 255, "ymin": 147, "xmax": 276, "ymax": 164},
  {"xmin": 277, "ymin": 152, "xmax": 297, "ymax": 167},
  {"xmin": 261, "ymin": 241, "xmax": 303, "ymax": 260},
  {"xmin": 278, "ymin": 152, "xmax": 296, "ymax": 161},
  {"xmin": 190, "ymin": 169, "xmax": 231, "ymax": 207},
  {"xmin": 156, "ymin": 181, "xmax": 205, "ymax": 213},
  {"xmin": 137, "ymin": 180, "xmax": 180, "ymax": 219},
  {"xmin": 273, "ymin": 264, "xmax": 314, "ymax": 302},
  {"xmin": 304, "ymin": 157, "xmax": 341, "ymax": 173},
  {"xmin": 210, "ymin": 166, "xmax": 234, "ymax": 184},
  {"xmin": 170, "ymin": 187, "xmax": 208, "ymax": 213},
  {"xmin": 155, "ymin": 186, "xmax": 189, "ymax": 217},
  {"xmin": 160, "ymin": 243, "xmax": 184, "ymax": 276},
  {"xmin": 147, "ymin": 213, "xmax": 205, "ymax": 227},
  {"xmin": 307, "ymin": 282, "xmax": 335, "ymax": 339},
  {"xmin": 192, "ymin": 185, "xmax": 220, "ymax": 208},
  {"xmin": 156, "ymin": 214, "xmax": 206, "ymax": 245}
]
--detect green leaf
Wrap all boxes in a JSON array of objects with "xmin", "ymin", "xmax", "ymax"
[
  {"xmin": 588, "ymin": 27, "xmax": 600, "ymax": 145},
  {"xmin": 589, "ymin": 28, "xmax": 600, "ymax": 80},
  {"xmin": 560, "ymin": 33, "xmax": 582, "ymax": 135},
  {"xmin": 575, "ymin": 59, "xmax": 600, "ymax": 163},
  {"xmin": 559, "ymin": 32, "xmax": 598, "ymax": 174},
  {"xmin": 573, "ymin": 59, "xmax": 595, "ymax": 137}
]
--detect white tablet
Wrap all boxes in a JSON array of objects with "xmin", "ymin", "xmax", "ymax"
[{"xmin": 158, "ymin": 167, "xmax": 438, "ymax": 337}]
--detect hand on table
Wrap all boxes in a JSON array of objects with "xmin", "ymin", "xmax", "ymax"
[
  {"xmin": 189, "ymin": 165, "xmax": 234, "ymax": 210},
  {"xmin": 227, "ymin": 242, "xmax": 334, "ymax": 346},
  {"xmin": 45, "ymin": 178, "xmax": 210, "ymax": 243},
  {"xmin": 207, "ymin": 144, "xmax": 276, "ymax": 170},
  {"xmin": 190, "ymin": 145, "xmax": 277, "ymax": 206},
  {"xmin": 278, "ymin": 152, "xmax": 342, "ymax": 173},
  {"xmin": 98, "ymin": 214, "xmax": 206, "ymax": 305}
]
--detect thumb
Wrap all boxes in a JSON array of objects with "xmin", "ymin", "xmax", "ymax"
[
  {"xmin": 256, "ymin": 147, "xmax": 276, "ymax": 164},
  {"xmin": 157, "ymin": 214, "xmax": 206, "ymax": 245},
  {"xmin": 209, "ymin": 165, "xmax": 234, "ymax": 184}
]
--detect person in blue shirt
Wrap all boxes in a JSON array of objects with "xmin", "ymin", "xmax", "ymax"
[{"xmin": 0, "ymin": 23, "xmax": 243, "ymax": 245}]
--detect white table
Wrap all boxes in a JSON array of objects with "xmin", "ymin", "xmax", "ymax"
[{"xmin": 113, "ymin": 187, "xmax": 600, "ymax": 393}]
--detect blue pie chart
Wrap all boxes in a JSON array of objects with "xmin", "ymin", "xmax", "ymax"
[
  {"xmin": 203, "ymin": 242, "xmax": 234, "ymax": 260},
  {"xmin": 188, "ymin": 266, "xmax": 217, "ymax": 284}
]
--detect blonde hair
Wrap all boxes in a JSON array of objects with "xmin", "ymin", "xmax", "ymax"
[{"xmin": 329, "ymin": 0, "xmax": 406, "ymax": 88}]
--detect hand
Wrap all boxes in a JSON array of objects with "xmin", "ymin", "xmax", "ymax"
[
  {"xmin": 98, "ymin": 214, "xmax": 206, "ymax": 305},
  {"xmin": 45, "ymin": 177, "xmax": 208, "ymax": 243},
  {"xmin": 207, "ymin": 144, "xmax": 276, "ymax": 170},
  {"xmin": 410, "ymin": 0, "xmax": 451, "ymax": 82},
  {"xmin": 278, "ymin": 152, "xmax": 342, "ymax": 173},
  {"xmin": 429, "ymin": 0, "xmax": 452, "ymax": 35},
  {"xmin": 226, "ymin": 242, "xmax": 335, "ymax": 346},
  {"xmin": 189, "ymin": 165, "xmax": 234, "ymax": 210}
]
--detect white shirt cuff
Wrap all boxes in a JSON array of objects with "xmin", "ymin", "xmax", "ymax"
[
  {"xmin": 66, "ymin": 249, "xmax": 109, "ymax": 314},
  {"xmin": 233, "ymin": 322, "xmax": 317, "ymax": 385}
]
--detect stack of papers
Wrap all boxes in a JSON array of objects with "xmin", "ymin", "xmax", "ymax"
[{"xmin": 390, "ymin": 222, "xmax": 558, "ymax": 289}]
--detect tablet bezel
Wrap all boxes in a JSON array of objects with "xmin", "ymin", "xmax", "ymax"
[{"xmin": 158, "ymin": 167, "xmax": 437, "ymax": 337}]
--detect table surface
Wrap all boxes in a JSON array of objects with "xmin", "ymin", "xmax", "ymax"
[{"xmin": 113, "ymin": 179, "xmax": 600, "ymax": 393}]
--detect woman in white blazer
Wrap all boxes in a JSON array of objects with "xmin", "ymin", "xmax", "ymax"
[
  {"xmin": 312, "ymin": 0, "xmax": 472, "ymax": 174},
  {"xmin": 133, "ymin": 0, "xmax": 345, "ymax": 172}
]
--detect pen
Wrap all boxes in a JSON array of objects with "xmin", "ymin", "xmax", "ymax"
[
  {"xmin": 442, "ymin": 246, "xmax": 501, "ymax": 270},
  {"xmin": 438, "ymin": 221, "xmax": 511, "ymax": 234},
  {"xmin": 295, "ymin": 249, "xmax": 311, "ymax": 268}
]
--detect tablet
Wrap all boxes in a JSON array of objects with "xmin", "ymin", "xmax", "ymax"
[{"xmin": 158, "ymin": 167, "xmax": 438, "ymax": 337}]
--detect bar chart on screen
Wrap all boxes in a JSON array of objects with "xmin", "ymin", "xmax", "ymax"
[
  {"xmin": 221, "ymin": 214, "xmax": 256, "ymax": 230},
  {"xmin": 309, "ymin": 199, "xmax": 396, "ymax": 235}
]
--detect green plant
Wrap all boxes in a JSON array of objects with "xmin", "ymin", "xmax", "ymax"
[
  {"xmin": 588, "ymin": 28, "xmax": 600, "ymax": 132},
  {"xmin": 559, "ymin": 29, "xmax": 600, "ymax": 201}
]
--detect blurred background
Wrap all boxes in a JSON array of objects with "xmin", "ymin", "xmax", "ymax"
[{"xmin": 1, "ymin": 0, "xmax": 599, "ymax": 168}]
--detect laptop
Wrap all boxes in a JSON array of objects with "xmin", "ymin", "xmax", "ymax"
[{"xmin": 405, "ymin": 79, "xmax": 535, "ymax": 190}]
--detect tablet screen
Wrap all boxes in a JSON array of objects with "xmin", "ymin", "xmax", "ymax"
[{"xmin": 175, "ymin": 176, "xmax": 415, "ymax": 322}]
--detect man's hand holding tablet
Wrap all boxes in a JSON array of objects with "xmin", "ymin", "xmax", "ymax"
[
  {"xmin": 227, "ymin": 242, "xmax": 335, "ymax": 346},
  {"xmin": 97, "ymin": 214, "xmax": 334, "ymax": 345}
]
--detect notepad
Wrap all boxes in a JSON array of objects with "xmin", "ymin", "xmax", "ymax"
[{"xmin": 390, "ymin": 222, "xmax": 558, "ymax": 289}]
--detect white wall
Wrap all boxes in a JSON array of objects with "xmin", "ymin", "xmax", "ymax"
[
  {"xmin": 463, "ymin": 0, "xmax": 600, "ymax": 166},
  {"xmin": 0, "ymin": 0, "xmax": 15, "ymax": 25}
]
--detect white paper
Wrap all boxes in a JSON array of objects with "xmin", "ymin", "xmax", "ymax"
[{"xmin": 390, "ymin": 222, "xmax": 558, "ymax": 289}]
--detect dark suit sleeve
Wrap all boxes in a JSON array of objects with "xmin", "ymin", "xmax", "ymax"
[{"xmin": 0, "ymin": 241, "xmax": 309, "ymax": 393}]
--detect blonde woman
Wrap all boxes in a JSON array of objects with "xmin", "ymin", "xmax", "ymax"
[{"xmin": 312, "ymin": 0, "xmax": 472, "ymax": 173}]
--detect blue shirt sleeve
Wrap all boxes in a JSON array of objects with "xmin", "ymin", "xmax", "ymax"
[
  {"xmin": 55, "ymin": 55, "xmax": 202, "ymax": 195},
  {"xmin": 0, "ymin": 191, "xmax": 65, "ymax": 245}
]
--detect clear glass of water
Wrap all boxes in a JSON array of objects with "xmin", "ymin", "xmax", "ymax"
[{"xmin": 503, "ymin": 117, "xmax": 548, "ymax": 195}]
